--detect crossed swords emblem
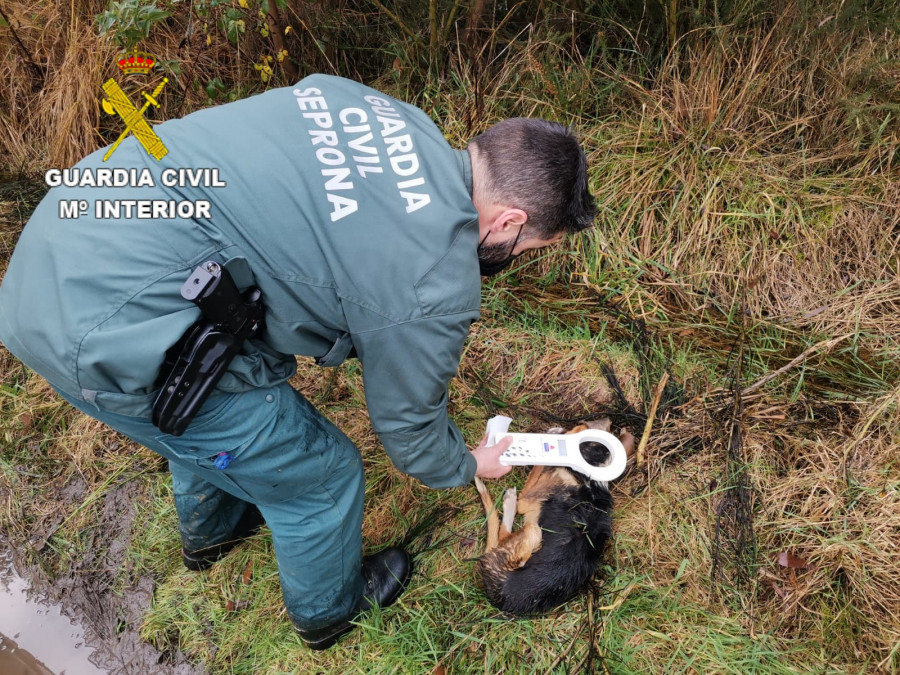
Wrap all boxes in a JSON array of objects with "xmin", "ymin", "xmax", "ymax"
[{"xmin": 101, "ymin": 78, "xmax": 169, "ymax": 161}]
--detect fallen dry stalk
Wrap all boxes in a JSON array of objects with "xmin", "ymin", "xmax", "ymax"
[
  {"xmin": 636, "ymin": 371, "xmax": 670, "ymax": 470},
  {"xmin": 593, "ymin": 580, "xmax": 638, "ymax": 612},
  {"xmin": 741, "ymin": 334, "xmax": 853, "ymax": 396}
]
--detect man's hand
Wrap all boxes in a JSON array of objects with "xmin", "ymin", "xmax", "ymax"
[{"xmin": 472, "ymin": 433, "xmax": 513, "ymax": 479}]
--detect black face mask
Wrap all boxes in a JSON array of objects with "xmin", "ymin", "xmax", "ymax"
[{"xmin": 477, "ymin": 225, "xmax": 523, "ymax": 277}]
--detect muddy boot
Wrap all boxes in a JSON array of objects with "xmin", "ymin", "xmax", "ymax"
[
  {"xmin": 294, "ymin": 547, "xmax": 412, "ymax": 650},
  {"xmin": 182, "ymin": 503, "xmax": 266, "ymax": 571}
]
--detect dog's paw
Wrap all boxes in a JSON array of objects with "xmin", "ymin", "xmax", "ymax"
[
  {"xmin": 501, "ymin": 488, "xmax": 518, "ymax": 532},
  {"xmin": 503, "ymin": 487, "xmax": 518, "ymax": 510}
]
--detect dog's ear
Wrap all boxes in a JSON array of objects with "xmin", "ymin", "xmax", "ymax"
[
  {"xmin": 618, "ymin": 428, "xmax": 636, "ymax": 454},
  {"xmin": 582, "ymin": 418, "xmax": 612, "ymax": 432}
]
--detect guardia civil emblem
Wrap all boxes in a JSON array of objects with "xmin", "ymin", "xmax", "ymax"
[{"xmin": 100, "ymin": 46, "xmax": 169, "ymax": 161}]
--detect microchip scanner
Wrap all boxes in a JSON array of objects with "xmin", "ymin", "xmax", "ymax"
[{"xmin": 486, "ymin": 415, "xmax": 628, "ymax": 483}]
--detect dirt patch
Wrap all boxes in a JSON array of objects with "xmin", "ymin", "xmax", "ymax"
[{"xmin": 2, "ymin": 478, "xmax": 204, "ymax": 675}]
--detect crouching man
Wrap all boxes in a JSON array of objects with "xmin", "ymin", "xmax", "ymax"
[{"xmin": 0, "ymin": 74, "xmax": 596, "ymax": 649}]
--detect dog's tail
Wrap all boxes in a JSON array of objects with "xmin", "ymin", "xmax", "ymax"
[{"xmin": 473, "ymin": 476, "xmax": 500, "ymax": 552}]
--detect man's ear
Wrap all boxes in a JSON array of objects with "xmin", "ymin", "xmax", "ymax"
[{"xmin": 490, "ymin": 207, "xmax": 528, "ymax": 232}]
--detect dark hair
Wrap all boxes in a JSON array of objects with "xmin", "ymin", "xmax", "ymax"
[{"xmin": 469, "ymin": 118, "xmax": 597, "ymax": 238}]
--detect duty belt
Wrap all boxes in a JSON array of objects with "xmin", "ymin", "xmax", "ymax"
[{"xmin": 152, "ymin": 261, "xmax": 264, "ymax": 436}]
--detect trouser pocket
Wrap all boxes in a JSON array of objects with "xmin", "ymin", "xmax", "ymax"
[{"xmin": 153, "ymin": 383, "xmax": 362, "ymax": 505}]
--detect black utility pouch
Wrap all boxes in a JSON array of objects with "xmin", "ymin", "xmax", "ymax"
[{"xmin": 152, "ymin": 261, "xmax": 264, "ymax": 436}]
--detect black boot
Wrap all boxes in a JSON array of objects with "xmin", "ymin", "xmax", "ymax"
[
  {"xmin": 295, "ymin": 547, "xmax": 412, "ymax": 650},
  {"xmin": 182, "ymin": 503, "xmax": 266, "ymax": 571}
]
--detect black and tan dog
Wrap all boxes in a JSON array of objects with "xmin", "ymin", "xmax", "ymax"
[{"xmin": 474, "ymin": 421, "xmax": 633, "ymax": 615}]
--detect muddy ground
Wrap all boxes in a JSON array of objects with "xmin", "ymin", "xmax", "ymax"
[
  {"xmin": 0, "ymin": 178, "xmax": 201, "ymax": 673},
  {"xmin": 1, "ymin": 477, "xmax": 203, "ymax": 675}
]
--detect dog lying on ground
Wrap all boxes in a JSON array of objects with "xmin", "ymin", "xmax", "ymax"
[{"xmin": 474, "ymin": 420, "xmax": 634, "ymax": 615}]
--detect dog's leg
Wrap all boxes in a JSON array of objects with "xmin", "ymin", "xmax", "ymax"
[
  {"xmin": 474, "ymin": 476, "xmax": 501, "ymax": 553},
  {"xmin": 520, "ymin": 465, "xmax": 546, "ymax": 497},
  {"xmin": 497, "ymin": 487, "xmax": 517, "ymax": 545},
  {"xmin": 494, "ymin": 521, "xmax": 544, "ymax": 570}
]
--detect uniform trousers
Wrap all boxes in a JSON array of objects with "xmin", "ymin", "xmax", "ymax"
[{"xmin": 58, "ymin": 381, "xmax": 365, "ymax": 631}]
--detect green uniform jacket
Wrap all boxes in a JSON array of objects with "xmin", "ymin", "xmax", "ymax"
[{"xmin": 0, "ymin": 74, "xmax": 481, "ymax": 488}]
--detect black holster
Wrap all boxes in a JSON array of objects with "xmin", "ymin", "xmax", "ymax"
[{"xmin": 152, "ymin": 261, "xmax": 264, "ymax": 436}]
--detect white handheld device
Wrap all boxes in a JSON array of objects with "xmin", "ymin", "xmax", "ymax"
[{"xmin": 485, "ymin": 416, "xmax": 628, "ymax": 483}]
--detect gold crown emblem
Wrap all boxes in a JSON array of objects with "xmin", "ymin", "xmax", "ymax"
[{"xmin": 117, "ymin": 47, "xmax": 156, "ymax": 75}]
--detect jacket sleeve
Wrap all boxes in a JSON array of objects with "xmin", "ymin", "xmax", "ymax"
[{"xmin": 351, "ymin": 313, "xmax": 478, "ymax": 488}]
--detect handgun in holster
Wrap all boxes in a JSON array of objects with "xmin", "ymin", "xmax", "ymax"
[{"xmin": 152, "ymin": 261, "xmax": 264, "ymax": 436}]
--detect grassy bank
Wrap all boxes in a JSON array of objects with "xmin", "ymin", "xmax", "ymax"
[{"xmin": 2, "ymin": 1, "xmax": 899, "ymax": 673}]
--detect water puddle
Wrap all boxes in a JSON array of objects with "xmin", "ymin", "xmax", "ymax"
[{"xmin": 0, "ymin": 549, "xmax": 107, "ymax": 675}]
